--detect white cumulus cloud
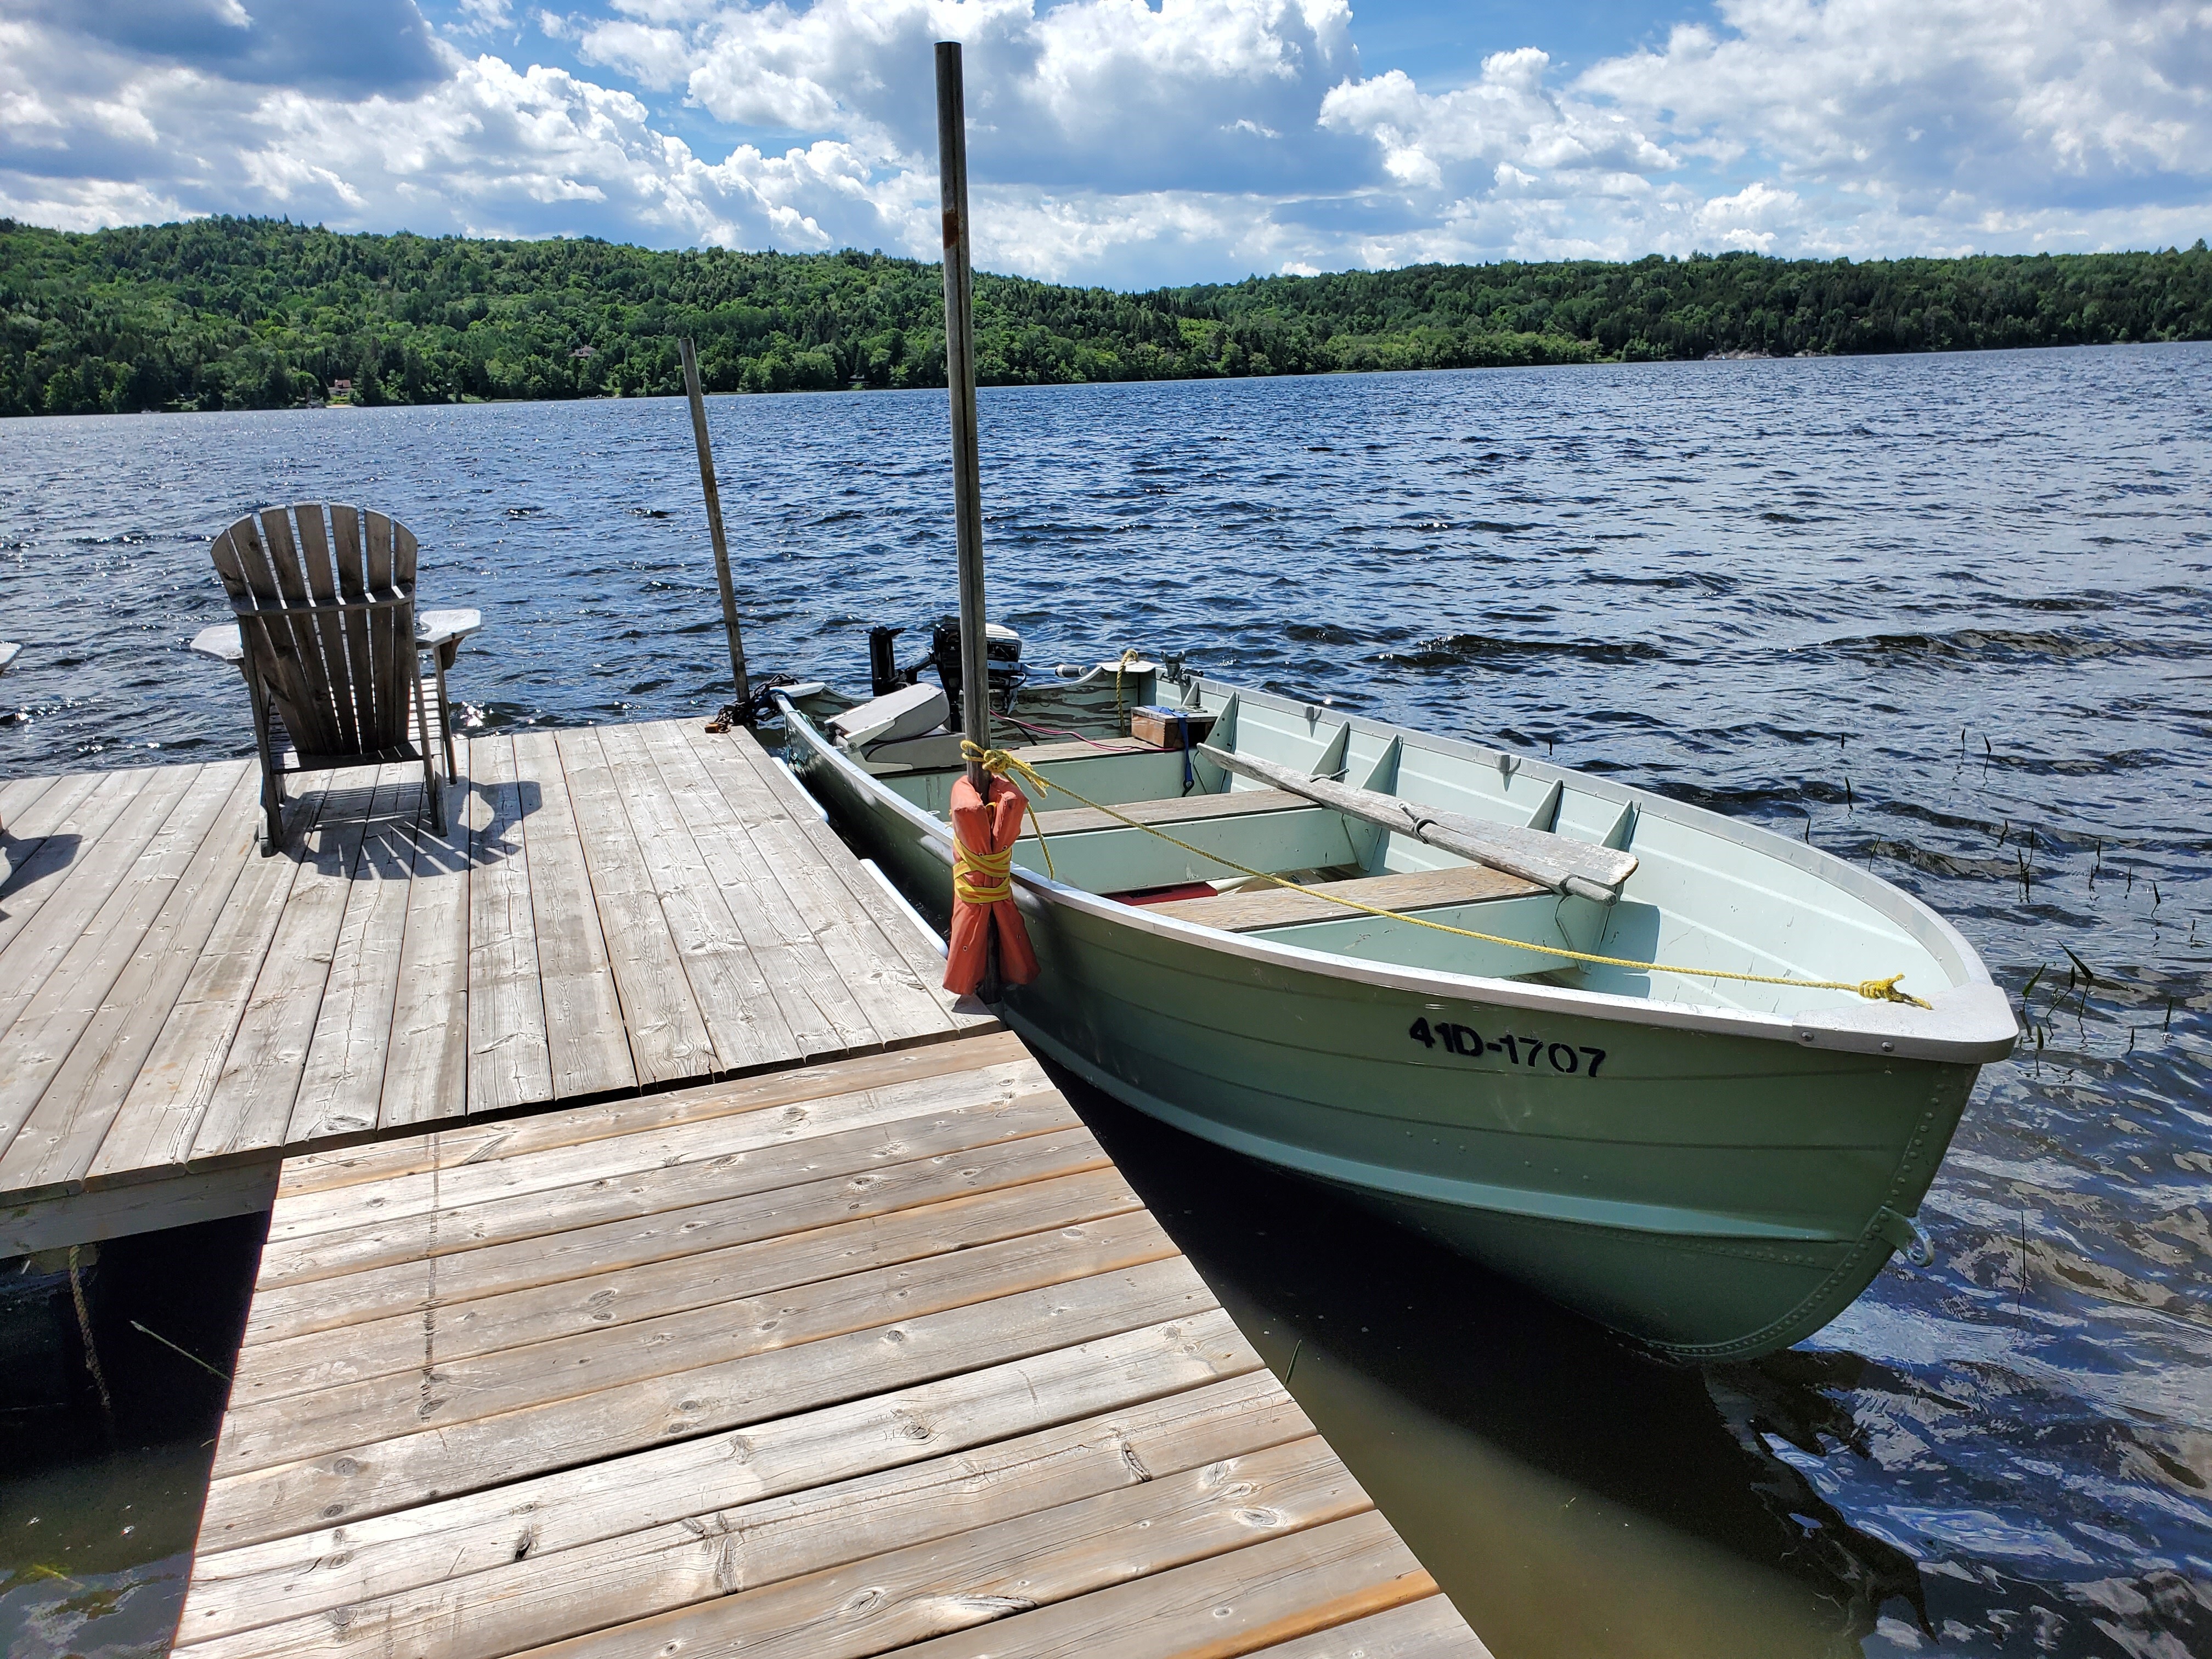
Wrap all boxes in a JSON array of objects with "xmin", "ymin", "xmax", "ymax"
[
  {"xmin": 1578, "ymin": 0, "xmax": 2212, "ymax": 249},
  {"xmin": 0, "ymin": 0, "xmax": 2206, "ymax": 283}
]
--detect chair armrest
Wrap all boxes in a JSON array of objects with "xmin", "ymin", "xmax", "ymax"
[
  {"xmin": 418, "ymin": 608, "xmax": 482, "ymax": 673},
  {"xmin": 190, "ymin": 624, "xmax": 245, "ymax": 664},
  {"xmin": 416, "ymin": 609, "xmax": 482, "ymax": 648}
]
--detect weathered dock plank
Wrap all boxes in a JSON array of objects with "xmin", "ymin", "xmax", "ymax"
[
  {"xmin": 0, "ymin": 761, "xmax": 257, "ymax": 1188},
  {"xmin": 76, "ymin": 777, "xmax": 331, "ymax": 1193},
  {"xmin": 173, "ymin": 1032, "xmax": 1486, "ymax": 1659},
  {"xmin": 552, "ymin": 724, "xmax": 719, "ymax": 1085},
  {"xmin": 0, "ymin": 764, "xmax": 157, "ymax": 960},
  {"xmin": 0, "ymin": 761, "xmax": 200, "ymax": 1052},
  {"xmin": 190, "ymin": 775, "xmax": 381, "ymax": 1161},
  {"xmin": 465, "ymin": 732, "xmax": 555, "ymax": 1115},
  {"xmin": 377, "ymin": 739, "xmax": 473, "ymax": 1128},
  {"xmin": 286, "ymin": 766, "xmax": 420, "ymax": 1143},
  {"xmin": 511, "ymin": 729, "xmax": 635, "ymax": 1101},
  {"xmin": 0, "ymin": 768, "xmax": 61, "ymax": 830}
]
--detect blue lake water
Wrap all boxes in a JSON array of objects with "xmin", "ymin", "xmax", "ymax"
[{"xmin": 2, "ymin": 347, "xmax": 2209, "ymax": 1655}]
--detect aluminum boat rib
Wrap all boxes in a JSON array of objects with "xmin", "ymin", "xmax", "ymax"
[{"xmin": 781, "ymin": 675, "xmax": 2016, "ymax": 1361}]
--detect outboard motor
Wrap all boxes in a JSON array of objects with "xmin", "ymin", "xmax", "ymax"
[{"xmin": 924, "ymin": 614, "xmax": 1024, "ymax": 720}]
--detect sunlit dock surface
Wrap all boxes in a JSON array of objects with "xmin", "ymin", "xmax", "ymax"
[
  {"xmin": 0, "ymin": 719, "xmax": 986, "ymax": 1254},
  {"xmin": 171, "ymin": 1030, "xmax": 1482, "ymax": 1658}
]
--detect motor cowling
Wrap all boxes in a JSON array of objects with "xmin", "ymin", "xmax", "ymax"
[{"xmin": 925, "ymin": 615, "xmax": 1024, "ymax": 719}]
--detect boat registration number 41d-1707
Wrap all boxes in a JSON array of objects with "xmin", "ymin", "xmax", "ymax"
[{"xmin": 1409, "ymin": 1017, "xmax": 1608, "ymax": 1077}]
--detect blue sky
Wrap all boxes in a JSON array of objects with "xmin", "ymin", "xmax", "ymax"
[{"xmin": 2, "ymin": 2, "xmax": 2207, "ymax": 286}]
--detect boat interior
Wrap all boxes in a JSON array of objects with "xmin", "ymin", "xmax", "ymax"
[{"xmin": 795, "ymin": 678, "xmax": 1972, "ymax": 1021}]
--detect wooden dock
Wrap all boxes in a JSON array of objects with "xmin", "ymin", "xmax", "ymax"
[
  {"xmin": 170, "ymin": 1029, "xmax": 1482, "ymax": 1659},
  {"xmin": 5, "ymin": 715, "xmax": 1486, "ymax": 1655},
  {"xmin": 0, "ymin": 720, "xmax": 986, "ymax": 1254}
]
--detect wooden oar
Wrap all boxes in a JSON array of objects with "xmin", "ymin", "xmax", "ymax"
[{"xmin": 1196, "ymin": 745, "xmax": 1635, "ymax": 903}]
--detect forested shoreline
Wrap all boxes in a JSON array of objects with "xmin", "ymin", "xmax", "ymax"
[{"xmin": 3, "ymin": 215, "xmax": 2209, "ymax": 416}]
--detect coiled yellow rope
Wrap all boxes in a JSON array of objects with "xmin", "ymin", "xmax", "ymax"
[
  {"xmin": 951, "ymin": 840, "xmax": 1015, "ymax": 905},
  {"xmin": 960, "ymin": 740, "xmax": 1931, "ymax": 1008}
]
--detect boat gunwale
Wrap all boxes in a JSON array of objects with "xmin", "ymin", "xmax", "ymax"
[{"xmin": 777, "ymin": 690, "xmax": 2018, "ymax": 1065}]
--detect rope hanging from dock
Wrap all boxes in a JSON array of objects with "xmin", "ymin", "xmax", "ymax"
[{"xmin": 961, "ymin": 741, "xmax": 1931, "ymax": 1008}]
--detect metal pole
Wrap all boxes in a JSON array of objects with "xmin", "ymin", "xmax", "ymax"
[
  {"xmin": 935, "ymin": 42, "xmax": 990, "ymax": 794},
  {"xmin": 679, "ymin": 336, "xmax": 751, "ymax": 711}
]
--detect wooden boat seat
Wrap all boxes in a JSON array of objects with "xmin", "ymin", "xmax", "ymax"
[
  {"xmin": 1004, "ymin": 737, "xmax": 1157, "ymax": 764},
  {"xmin": 1145, "ymin": 862, "xmax": 1544, "ymax": 933},
  {"xmin": 1028, "ymin": 787, "xmax": 1308, "ymax": 837}
]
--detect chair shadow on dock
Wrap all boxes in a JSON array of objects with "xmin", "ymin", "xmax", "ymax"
[
  {"xmin": 1, "ymin": 831, "xmax": 83, "ymax": 921},
  {"xmin": 274, "ymin": 771, "xmax": 538, "ymax": 877}
]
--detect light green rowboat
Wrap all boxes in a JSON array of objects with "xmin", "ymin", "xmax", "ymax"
[{"xmin": 781, "ymin": 675, "xmax": 2015, "ymax": 1362}]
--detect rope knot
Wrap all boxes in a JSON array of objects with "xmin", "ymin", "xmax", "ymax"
[
  {"xmin": 1857, "ymin": 973, "xmax": 1932, "ymax": 1009},
  {"xmin": 960, "ymin": 738, "xmax": 1013, "ymax": 775}
]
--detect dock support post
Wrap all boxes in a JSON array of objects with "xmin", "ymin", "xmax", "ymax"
[{"xmin": 679, "ymin": 336, "xmax": 752, "ymax": 719}]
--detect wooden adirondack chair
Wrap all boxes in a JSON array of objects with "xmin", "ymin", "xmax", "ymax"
[{"xmin": 190, "ymin": 504, "xmax": 480, "ymax": 853}]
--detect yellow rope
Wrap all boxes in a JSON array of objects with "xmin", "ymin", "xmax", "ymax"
[
  {"xmin": 1113, "ymin": 647, "xmax": 1143, "ymax": 735},
  {"xmin": 955, "ymin": 769, "xmax": 1056, "ymax": 886},
  {"xmin": 960, "ymin": 740, "xmax": 1931, "ymax": 1008},
  {"xmin": 952, "ymin": 840, "xmax": 1016, "ymax": 905}
]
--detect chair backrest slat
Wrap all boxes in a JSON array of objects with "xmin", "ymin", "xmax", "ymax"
[
  {"xmin": 328, "ymin": 505, "xmax": 385, "ymax": 751},
  {"xmin": 362, "ymin": 510, "xmax": 409, "ymax": 751},
  {"xmin": 211, "ymin": 503, "xmax": 420, "ymax": 761},
  {"xmin": 390, "ymin": 519, "xmax": 421, "ymax": 750},
  {"xmin": 262, "ymin": 506, "xmax": 345, "ymax": 755},
  {"xmin": 290, "ymin": 504, "xmax": 359, "ymax": 755},
  {"xmin": 218, "ymin": 514, "xmax": 325, "ymax": 757}
]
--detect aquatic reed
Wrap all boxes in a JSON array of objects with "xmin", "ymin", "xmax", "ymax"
[{"xmin": 129, "ymin": 1319, "xmax": 231, "ymax": 1383}]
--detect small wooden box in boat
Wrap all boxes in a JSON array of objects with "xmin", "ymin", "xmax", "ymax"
[{"xmin": 1130, "ymin": 704, "xmax": 1219, "ymax": 749}]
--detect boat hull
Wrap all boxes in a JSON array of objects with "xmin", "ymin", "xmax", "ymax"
[{"xmin": 789, "ymin": 716, "xmax": 1980, "ymax": 1362}]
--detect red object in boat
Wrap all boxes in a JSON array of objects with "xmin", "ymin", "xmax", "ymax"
[
  {"xmin": 1111, "ymin": 882, "xmax": 1217, "ymax": 906},
  {"xmin": 944, "ymin": 773, "xmax": 1040, "ymax": 996}
]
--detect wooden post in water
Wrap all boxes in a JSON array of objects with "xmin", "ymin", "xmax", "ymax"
[
  {"xmin": 935, "ymin": 41, "xmax": 990, "ymax": 794},
  {"xmin": 679, "ymin": 337, "xmax": 751, "ymax": 713}
]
